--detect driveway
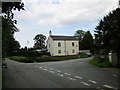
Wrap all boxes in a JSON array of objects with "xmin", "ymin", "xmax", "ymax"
[{"xmin": 3, "ymin": 57, "xmax": 119, "ymax": 89}]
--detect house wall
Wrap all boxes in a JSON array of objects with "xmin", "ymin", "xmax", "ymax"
[
  {"xmin": 47, "ymin": 38, "xmax": 79, "ymax": 56},
  {"xmin": 47, "ymin": 37, "xmax": 55, "ymax": 56}
]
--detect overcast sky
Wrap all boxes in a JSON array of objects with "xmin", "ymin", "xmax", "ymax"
[{"xmin": 14, "ymin": 0, "xmax": 118, "ymax": 48}]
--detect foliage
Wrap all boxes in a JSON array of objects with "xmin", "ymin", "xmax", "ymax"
[
  {"xmin": 74, "ymin": 30, "xmax": 86, "ymax": 50},
  {"xmin": 2, "ymin": 2, "xmax": 24, "ymax": 21},
  {"xmin": 33, "ymin": 34, "xmax": 46, "ymax": 49},
  {"xmin": 74, "ymin": 30, "xmax": 86, "ymax": 40},
  {"xmin": 2, "ymin": 17, "xmax": 20, "ymax": 57},
  {"xmin": 2, "ymin": 1, "xmax": 24, "ymax": 57},
  {"xmin": 80, "ymin": 31, "xmax": 94, "ymax": 54},
  {"xmin": 10, "ymin": 55, "xmax": 81, "ymax": 63},
  {"xmin": 11, "ymin": 51, "xmax": 50, "ymax": 57},
  {"xmin": 94, "ymin": 8, "xmax": 120, "ymax": 55},
  {"xmin": 89, "ymin": 55, "xmax": 112, "ymax": 67}
]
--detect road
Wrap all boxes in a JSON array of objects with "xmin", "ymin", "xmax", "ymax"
[{"xmin": 3, "ymin": 57, "xmax": 119, "ymax": 89}]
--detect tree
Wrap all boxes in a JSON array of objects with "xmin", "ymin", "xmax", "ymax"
[
  {"xmin": 74, "ymin": 30, "xmax": 86, "ymax": 50},
  {"xmin": 2, "ymin": 1, "xmax": 24, "ymax": 21},
  {"xmin": 1, "ymin": 1, "xmax": 24, "ymax": 57},
  {"xmin": 33, "ymin": 34, "xmax": 46, "ymax": 49},
  {"xmin": 81, "ymin": 31, "xmax": 94, "ymax": 53},
  {"xmin": 95, "ymin": 8, "xmax": 120, "ymax": 66},
  {"xmin": 2, "ymin": 17, "xmax": 20, "ymax": 57}
]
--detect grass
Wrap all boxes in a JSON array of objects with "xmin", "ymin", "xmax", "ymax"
[
  {"xmin": 10, "ymin": 55, "xmax": 90, "ymax": 63},
  {"xmin": 89, "ymin": 55, "xmax": 112, "ymax": 67},
  {"xmin": 10, "ymin": 56, "xmax": 34, "ymax": 63}
]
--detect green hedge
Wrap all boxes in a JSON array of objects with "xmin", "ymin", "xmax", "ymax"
[
  {"xmin": 10, "ymin": 56, "xmax": 80, "ymax": 63},
  {"xmin": 11, "ymin": 51, "xmax": 50, "ymax": 57}
]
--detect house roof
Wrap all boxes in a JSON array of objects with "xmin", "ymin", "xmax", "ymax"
[{"xmin": 50, "ymin": 35, "xmax": 78, "ymax": 40}]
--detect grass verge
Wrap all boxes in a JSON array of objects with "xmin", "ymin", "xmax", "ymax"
[
  {"xmin": 10, "ymin": 55, "xmax": 86, "ymax": 63},
  {"xmin": 89, "ymin": 56, "xmax": 112, "ymax": 67}
]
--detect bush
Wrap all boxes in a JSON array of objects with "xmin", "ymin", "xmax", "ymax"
[
  {"xmin": 11, "ymin": 51, "xmax": 50, "ymax": 57},
  {"xmin": 10, "ymin": 55, "xmax": 80, "ymax": 63}
]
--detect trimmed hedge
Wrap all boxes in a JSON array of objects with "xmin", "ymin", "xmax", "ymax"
[
  {"xmin": 11, "ymin": 51, "xmax": 50, "ymax": 57},
  {"xmin": 10, "ymin": 55, "xmax": 80, "ymax": 63}
]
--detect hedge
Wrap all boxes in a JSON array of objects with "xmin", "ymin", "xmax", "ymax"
[{"xmin": 11, "ymin": 51, "xmax": 50, "ymax": 57}]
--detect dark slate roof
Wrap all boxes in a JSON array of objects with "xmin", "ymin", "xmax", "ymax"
[{"xmin": 50, "ymin": 35, "xmax": 78, "ymax": 40}]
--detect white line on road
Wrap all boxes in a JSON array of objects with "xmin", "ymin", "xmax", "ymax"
[
  {"xmin": 39, "ymin": 67, "xmax": 42, "ymax": 69},
  {"xmin": 64, "ymin": 73, "xmax": 71, "ymax": 75},
  {"xmin": 103, "ymin": 85, "xmax": 114, "ymax": 89},
  {"xmin": 43, "ymin": 69, "xmax": 48, "ymax": 71},
  {"xmin": 50, "ymin": 71, "xmax": 55, "ymax": 73},
  {"xmin": 113, "ymin": 74, "xmax": 117, "ymax": 77},
  {"xmin": 75, "ymin": 76, "xmax": 83, "ymax": 79},
  {"xmin": 88, "ymin": 80, "xmax": 97, "ymax": 84},
  {"xmin": 57, "ymin": 70, "xmax": 61, "ymax": 73},
  {"xmin": 67, "ymin": 77, "xmax": 76, "ymax": 81},
  {"xmin": 81, "ymin": 82, "xmax": 91, "ymax": 86},
  {"xmin": 58, "ymin": 74, "xmax": 64, "ymax": 77}
]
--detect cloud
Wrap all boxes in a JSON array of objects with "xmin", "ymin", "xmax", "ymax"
[{"xmin": 18, "ymin": 0, "xmax": 118, "ymax": 27}]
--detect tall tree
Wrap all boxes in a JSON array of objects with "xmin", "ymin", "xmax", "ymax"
[
  {"xmin": 81, "ymin": 31, "xmax": 94, "ymax": 53},
  {"xmin": 94, "ymin": 8, "xmax": 120, "ymax": 66},
  {"xmin": 74, "ymin": 30, "xmax": 86, "ymax": 50},
  {"xmin": 33, "ymin": 34, "xmax": 46, "ymax": 49},
  {"xmin": 1, "ymin": 1, "xmax": 24, "ymax": 57}
]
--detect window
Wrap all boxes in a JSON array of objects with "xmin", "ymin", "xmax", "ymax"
[
  {"xmin": 72, "ymin": 42, "xmax": 75, "ymax": 46},
  {"xmin": 72, "ymin": 50, "xmax": 75, "ymax": 53},
  {"xmin": 58, "ymin": 42, "xmax": 61, "ymax": 47},
  {"xmin": 58, "ymin": 50, "xmax": 61, "ymax": 54}
]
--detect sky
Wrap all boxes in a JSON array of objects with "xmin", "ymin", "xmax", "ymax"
[{"xmin": 13, "ymin": 0, "xmax": 118, "ymax": 48}]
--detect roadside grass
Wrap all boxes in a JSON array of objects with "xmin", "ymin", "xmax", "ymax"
[
  {"xmin": 89, "ymin": 55, "xmax": 112, "ymax": 67},
  {"xmin": 10, "ymin": 56, "xmax": 34, "ymax": 63},
  {"xmin": 10, "ymin": 55, "xmax": 89, "ymax": 63}
]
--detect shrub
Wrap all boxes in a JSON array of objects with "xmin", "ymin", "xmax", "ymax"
[{"xmin": 12, "ymin": 51, "xmax": 50, "ymax": 57}]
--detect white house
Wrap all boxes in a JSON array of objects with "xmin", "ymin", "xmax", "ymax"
[{"xmin": 47, "ymin": 31, "xmax": 79, "ymax": 56}]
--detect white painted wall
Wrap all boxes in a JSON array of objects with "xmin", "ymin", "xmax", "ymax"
[{"xmin": 47, "ymin": 37, "xmax": 79, "ymax": 56}]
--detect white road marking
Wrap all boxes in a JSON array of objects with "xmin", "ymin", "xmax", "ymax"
[
  {"xmin": 57, "ymin": 70, "xmax": 61, "ymax": 73},
  {"xmin": 50, "ymin": 71, "xmax": 55, "ymax": 73},
  {"xmin": 39, "ymin": 67, "xmax": 42, "ymax": 69},
  {"xmin": 75, "ymin": 76, "xmax": 83, "ymax": 79},
  {"xmin": 113, "ymin": 74, "xmax": 117, "ymax": 77},
  {"xmin": 58, "ymin": 74, "xmax": 63, "ymax": 77},
  {"xmin": 43, "ymin": 69, "xmax": 47, "ymax": 71},
  {"xmin": 103, "ymin": 85, "xmax": 114, "ymax": 89},
  {"xmin": 67, "ymin": 77, "xmax": 76, "ymax": 81},
  {"xmin": 81, "ymin": 82, "xmax": 91, "ymax": 86},
  {"xmin": 88, "ymin": 80, "xmax": 97, "ymax": 84},
  {"xmin": 64, "ymin": 73, "xmax": 71, "ymax": 75}
]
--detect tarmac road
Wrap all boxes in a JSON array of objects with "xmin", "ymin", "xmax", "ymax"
[{"xmin": 3, "ymin": 57, "xmax": 119, "ymax": 89}]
